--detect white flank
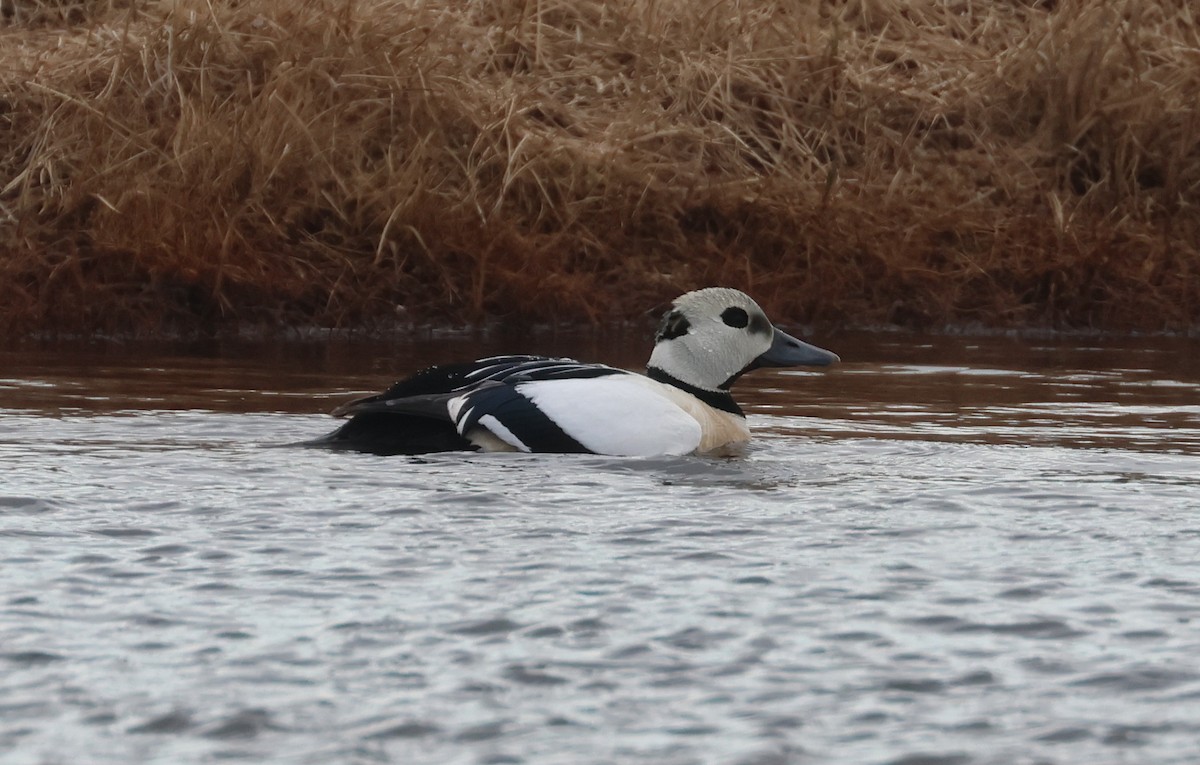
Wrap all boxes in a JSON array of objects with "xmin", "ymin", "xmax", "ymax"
[{"xmin": 518, "ymin": 377, "xmax": 704, "ymax": 456}]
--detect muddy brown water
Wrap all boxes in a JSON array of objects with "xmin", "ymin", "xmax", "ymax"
[{"xmin": 2, "ymin": 330, "xmax": 1199, "ymax": 765}]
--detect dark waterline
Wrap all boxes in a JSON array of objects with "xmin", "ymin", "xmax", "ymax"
[{"xmin": 4, "ymin": 330, "xmax": 1199, "ymax": 452}]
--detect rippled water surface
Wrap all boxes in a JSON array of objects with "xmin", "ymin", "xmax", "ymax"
[{"xmin": 3, "ymin": 331, "xmax": 1200, "ymax": 765}]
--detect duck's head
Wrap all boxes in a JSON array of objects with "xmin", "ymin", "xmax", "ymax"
[{"xmin": 647, "ymin": 287, "xmax": 838, "ymax": 391}]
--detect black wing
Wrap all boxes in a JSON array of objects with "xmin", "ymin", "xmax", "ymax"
[
  {"xmin": 310, "ymin": 355, "xmax": 627, "ymax": 455},
  {"xmin": 329, "ymin": 356, "xmax": 538, "ymax": 417},
  {"xmin": 332, "ymin": 355, "xmax": 624, "ymax": 416}
]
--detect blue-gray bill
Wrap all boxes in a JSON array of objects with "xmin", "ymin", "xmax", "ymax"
[{"xmin": 755, "ymin": 327, "xmax": 840, "ymax": 367}]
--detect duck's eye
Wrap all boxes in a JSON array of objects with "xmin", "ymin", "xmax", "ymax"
[{"xmin": 721, "ymin": 307, "xmax": 749, "ymax": 328}]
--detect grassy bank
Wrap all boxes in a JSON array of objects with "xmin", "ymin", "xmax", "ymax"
[{"xmin": 2, "ymin": 0, "xmax": 1198, "ymax": 337}]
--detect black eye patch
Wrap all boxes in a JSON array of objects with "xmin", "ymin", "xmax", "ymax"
[{"xmin": 721, "ymin": 307, "xmax": 749, "ymax": 328}]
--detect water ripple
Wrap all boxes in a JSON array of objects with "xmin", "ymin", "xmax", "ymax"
[{"xmin": 3, "ymin": 336, "xmax": 1200, "ymax": 764}]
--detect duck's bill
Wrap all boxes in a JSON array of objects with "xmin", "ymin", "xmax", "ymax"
[{"xmin": 756, "ymin": 327, "xmax": 840, "ymax": 367}]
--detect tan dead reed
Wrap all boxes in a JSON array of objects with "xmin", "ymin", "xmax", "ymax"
[{"xmin": 2, "ymin": 0, "xmax": 1198, "ymax": 336}]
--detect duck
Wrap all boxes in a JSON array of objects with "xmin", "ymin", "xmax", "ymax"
[{"xmin": 309, "ymin": 287, "xmax": 838, "ymax": 456}]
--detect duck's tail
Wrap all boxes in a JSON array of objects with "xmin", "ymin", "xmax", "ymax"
[{"xmin": 301, "ymin": 410, "xmax": 475, "ymax": 455}]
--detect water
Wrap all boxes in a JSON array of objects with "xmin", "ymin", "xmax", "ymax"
[{"xmin": 2, "ymin": 331, "xmax": 1199, "ymax": 765}]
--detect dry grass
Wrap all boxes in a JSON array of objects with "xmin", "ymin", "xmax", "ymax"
[{"xmin": 2, "ymin": 0, "xmax": 1198, "ymax": 336}]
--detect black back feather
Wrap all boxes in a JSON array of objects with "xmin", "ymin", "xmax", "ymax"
[{"xmin": 311, "ymin": 355, "xmax": 626, "ymax": 455}]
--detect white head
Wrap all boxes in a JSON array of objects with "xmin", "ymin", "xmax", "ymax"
[{"xmin": 647, "ymin": 287, "xmax": 838, "ymax": 391}]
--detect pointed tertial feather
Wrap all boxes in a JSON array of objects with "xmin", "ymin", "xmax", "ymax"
[
  {"xmin": 332, "ymin": 391, "xmax": 458, "ymax": 421},
  {"xmin": 329, "ymin": 360, "xmax": 517, "ymax": 416},
  {"xmin": 332, "ymin": 356, "xmax": 625, "ymax": 417},
  {"xmin": 331, "ymin": 357, "xmax": 628, "ymax": 417}
]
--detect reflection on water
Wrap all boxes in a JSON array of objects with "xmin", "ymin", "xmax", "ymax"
[
  {"xmin": 762, "ymin": 362, "xmax": 1200, "ymax": 454},
  {"xmin": 5, "ymin": 331, "xmax": 1199, "ymax": 453},
  {"xmin": 2, "ymin": 330, "xmax": 1200, "ymax": 765}
]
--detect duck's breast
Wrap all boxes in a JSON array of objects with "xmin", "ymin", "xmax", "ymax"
[{"xmin": 630, "ymin": 378, "xmax": 752, "ymax": 455}]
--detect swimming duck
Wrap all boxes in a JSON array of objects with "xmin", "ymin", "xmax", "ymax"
[{"xmin": 311, "ymin": 287, "xmax": 838, "ymax": 456}]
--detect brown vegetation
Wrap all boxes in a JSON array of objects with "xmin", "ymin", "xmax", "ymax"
[{"xmin": 2, "ymin": 0, "xmax": 1198, "ymax": 337}]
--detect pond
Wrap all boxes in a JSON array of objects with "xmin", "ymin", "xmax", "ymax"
[{"xmin": 2, "ymin": 329, "xmax": 1199, "ymax": 765}]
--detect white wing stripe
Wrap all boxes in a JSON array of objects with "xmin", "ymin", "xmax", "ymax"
[{"xmin": 478, "ymin": 415, "xmax": 530, "ymax": 452}]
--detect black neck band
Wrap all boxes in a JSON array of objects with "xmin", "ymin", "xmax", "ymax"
[{"xmin": 646, "ymin": 367, "xmax": 744, "ymax": 416}]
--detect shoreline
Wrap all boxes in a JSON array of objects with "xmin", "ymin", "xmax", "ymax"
[
  {"xmin": 3, "ymin": 0, "xmax": 1198, "ymax": 338},
  {"xmin": 5, "ymin": 318, "xmax": 1197, "ymax": 352}
]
